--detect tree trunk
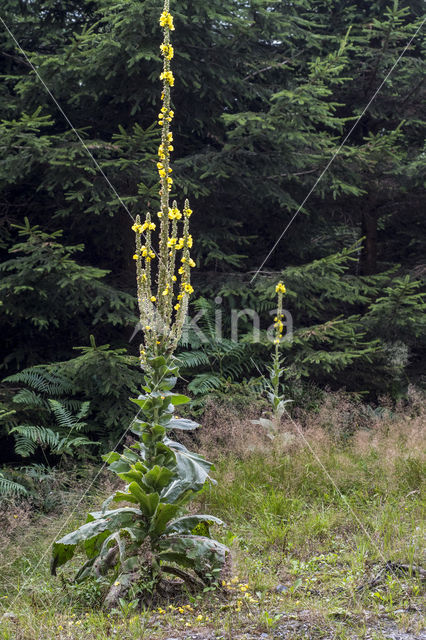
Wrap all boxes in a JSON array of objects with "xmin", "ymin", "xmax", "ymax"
[{"xmin": 360, "ymin": 210, "xmax": 378, "ymax": 275}]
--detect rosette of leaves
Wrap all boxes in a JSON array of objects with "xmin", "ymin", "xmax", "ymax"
[{"xmin": 51, "ymin": 355, "xmax": 227, "ymax": 601}]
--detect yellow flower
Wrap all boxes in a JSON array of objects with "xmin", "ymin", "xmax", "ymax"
[
  {"xmin": 150, "ymin": 296, "xmax": 156, "ymax": 302},
  {"xmin": 159, "ymin": 10, "xmax": 175, "ymax": 30},
  {"xmin": 145, "ymin": 326, "xmax": 151, "ymax": 332},
  {"xmin": 159, "ymin": 169, "xmax": 166, "ymax": 178},
  {"xmin": 160, "ymin": 70, "xmax": 175, "ymax": 86},
  {"xmin": 276, "ymin": 281, "xmax": 286, "ymax": 294},
  {"xmin": 172, "ymin": 275, "xmax": 177, "ymax": 282},
  {"xmin": 168, "ymin": 132, "xmax": 173, "ymax": 142},
  {"xmin": 133, "ymin": 254, "xmax": 139, "ymax": 260},
  {"xmin": 189, "ymin": 258, "xmax": 196, "ymax": 268},
  {"xmin": 174, "ymin": 303, "xmax": 180, "ymax": 310},
  {"xmin": 160, "ymin": 43, "xmax": 174, "ymax": 60},
  {"xmin": 184, "ymin": 283, "xmax": 194, "ymax": 294}
]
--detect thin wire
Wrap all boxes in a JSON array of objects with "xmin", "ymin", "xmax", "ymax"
[
  {"xmin": 1, "ymin": 410, "xmax": 140, "ymax": 601},
  {"xmin": 0, "ymin": 15, "xmax": 137, "ymax": 225},
  {"xmin": 282, "ymin": 407, "xmax": 413, "ymax": 598},
  {"xmin": 249, "ymin": 356, "xmax": 413, "ymax": 599},
  {"xmin": 250, "ymin": 17, "xmax": 425, "ymax": 283},
  {"xmin": 2, "ymin": 352, "xmax": 182, "ymax": 613}
]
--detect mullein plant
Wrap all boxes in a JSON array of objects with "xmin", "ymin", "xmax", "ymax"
[
  {"xmin": 252, "ymin": 283, "xmax": 292, "ymax": 439},
  {"xmin": 51, "ymin": 0, "xmax": 227, "ymax": 604}
]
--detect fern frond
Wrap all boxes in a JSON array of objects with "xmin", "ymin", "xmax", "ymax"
[
  {"xmin": 12, "ymin": 388, "xmax": 47, "ymax": 408},
  {"xmin": 5, "ymin": 368, "xmax": 73, "ymax": 396},
  {"xmin": 188, "ymin": 374, "xmax": 223, "ymax": 395},
  {"xmin": 11, "ymin": 425, "xmax": 60, "ymax": 456},
  {"xmin": 0, "ymin": 473, "xmax": 27, "ymax": 497},
  {"xmin": 176, "ymin": 350, "xmax": 210, "ymax": 368},
  {"xmin": 47, "ymin": 399, "xmax": 75, "ymax": 430}
]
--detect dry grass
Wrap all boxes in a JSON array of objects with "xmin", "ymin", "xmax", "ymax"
[{"xmin": 0, "ymin": 390, "xmax": 424, "ymax": 640}]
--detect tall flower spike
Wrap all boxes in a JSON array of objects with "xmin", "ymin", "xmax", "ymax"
[
  {"xmin": 133, "ymin": 0, "xmax": 194, "ymax": 363},
  {"xmin": 274, "ymin": 282, "xmax": 286, "ymax": 347}
]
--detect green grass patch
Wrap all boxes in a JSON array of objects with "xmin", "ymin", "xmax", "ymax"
[{"xmin": 0, "ymin": 417, "xmax": 424, "ymax": 639}]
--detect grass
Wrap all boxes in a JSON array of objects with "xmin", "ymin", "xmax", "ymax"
[{"xmin": 0, "ymin": 394, "xmax": 425, "ymax": 639}]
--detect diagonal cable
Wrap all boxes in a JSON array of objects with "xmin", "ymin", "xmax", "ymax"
[
  {"xmin": 249, "ymin": 355, "xmax": 415, "ymax": 599},
  {"xmin": 251, "ymin": 17, "xmax": 425, "ymax": 283}
]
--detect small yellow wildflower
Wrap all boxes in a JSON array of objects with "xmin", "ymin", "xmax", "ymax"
[
  {"xmin": 132, "ymin": 254, "xmax": 139, "ymax": 260},
  {"xmin": 150, "ymin": 296, "xmax": 156, "ymax": 302},
  {"xmin": 160, "ymin": 70, "xmax": 175, "ymax": 86},
  {"xmin": 160, "ymin": 43, "xmax": 174, "ymax": 60},
  {"xmin": 276, "ymin": 281, "xmax": 286, "ymax": 294},
  {"xmin": 159, "ymin": 10, "xmax": 175, "ymax": 30}
]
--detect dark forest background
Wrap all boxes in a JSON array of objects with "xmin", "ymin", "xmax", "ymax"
[{"xmin": 0, "ymin": 0, "xmax": 424, "ymax": 476}]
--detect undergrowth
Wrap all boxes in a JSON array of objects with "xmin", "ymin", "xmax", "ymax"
[{"xmin": 0, "ymin": 394, "xmax": 424, "ymax": 639}]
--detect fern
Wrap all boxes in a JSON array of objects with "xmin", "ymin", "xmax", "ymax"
[
  {"xmin": 3, "ymin": 365, "xmax": 95, "ymax": 459},
  {"xmin": 10, "ymin": 402, "xmax": 95, "ymax": 457},
  {"xmin": 48, "ymin": 399, "xmax": 89, "ymax": 431},
  {"xmin": 11, "ymin": 425, "xmax": 60, "ymax": 457},
  {"xmin": 10, "ymin": 388, "xmax": 47, "ymax": 408},
  {"xmin": 4, "ymin": 368, "xmax": 74, "ymax": 396},
  {"xmin": 0, "ymin": 472, "xmax": 27, "ymax": 497},
  {"xmin": 188, "ymin": 373, "xmax": 223, "ymax": 395},
  {"xmin": 178, "ymin": 298, "xmax": 264, "ymax": 397}
]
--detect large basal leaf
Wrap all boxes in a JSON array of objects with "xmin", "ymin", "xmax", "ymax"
[
  {"xmin": 158, "ymin": 535, "xmax": 228, "ymax": 574},
  {"xmin": 52, "ymin": 519, "xmax": 112, "ymax": 575},
  {"xmin": 51, "ymin": 508, "xmax": 142, "ymax": 574},
  {"xmin": 164, "ymin": 514, "xmax": 225, "ymax": 536}
]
